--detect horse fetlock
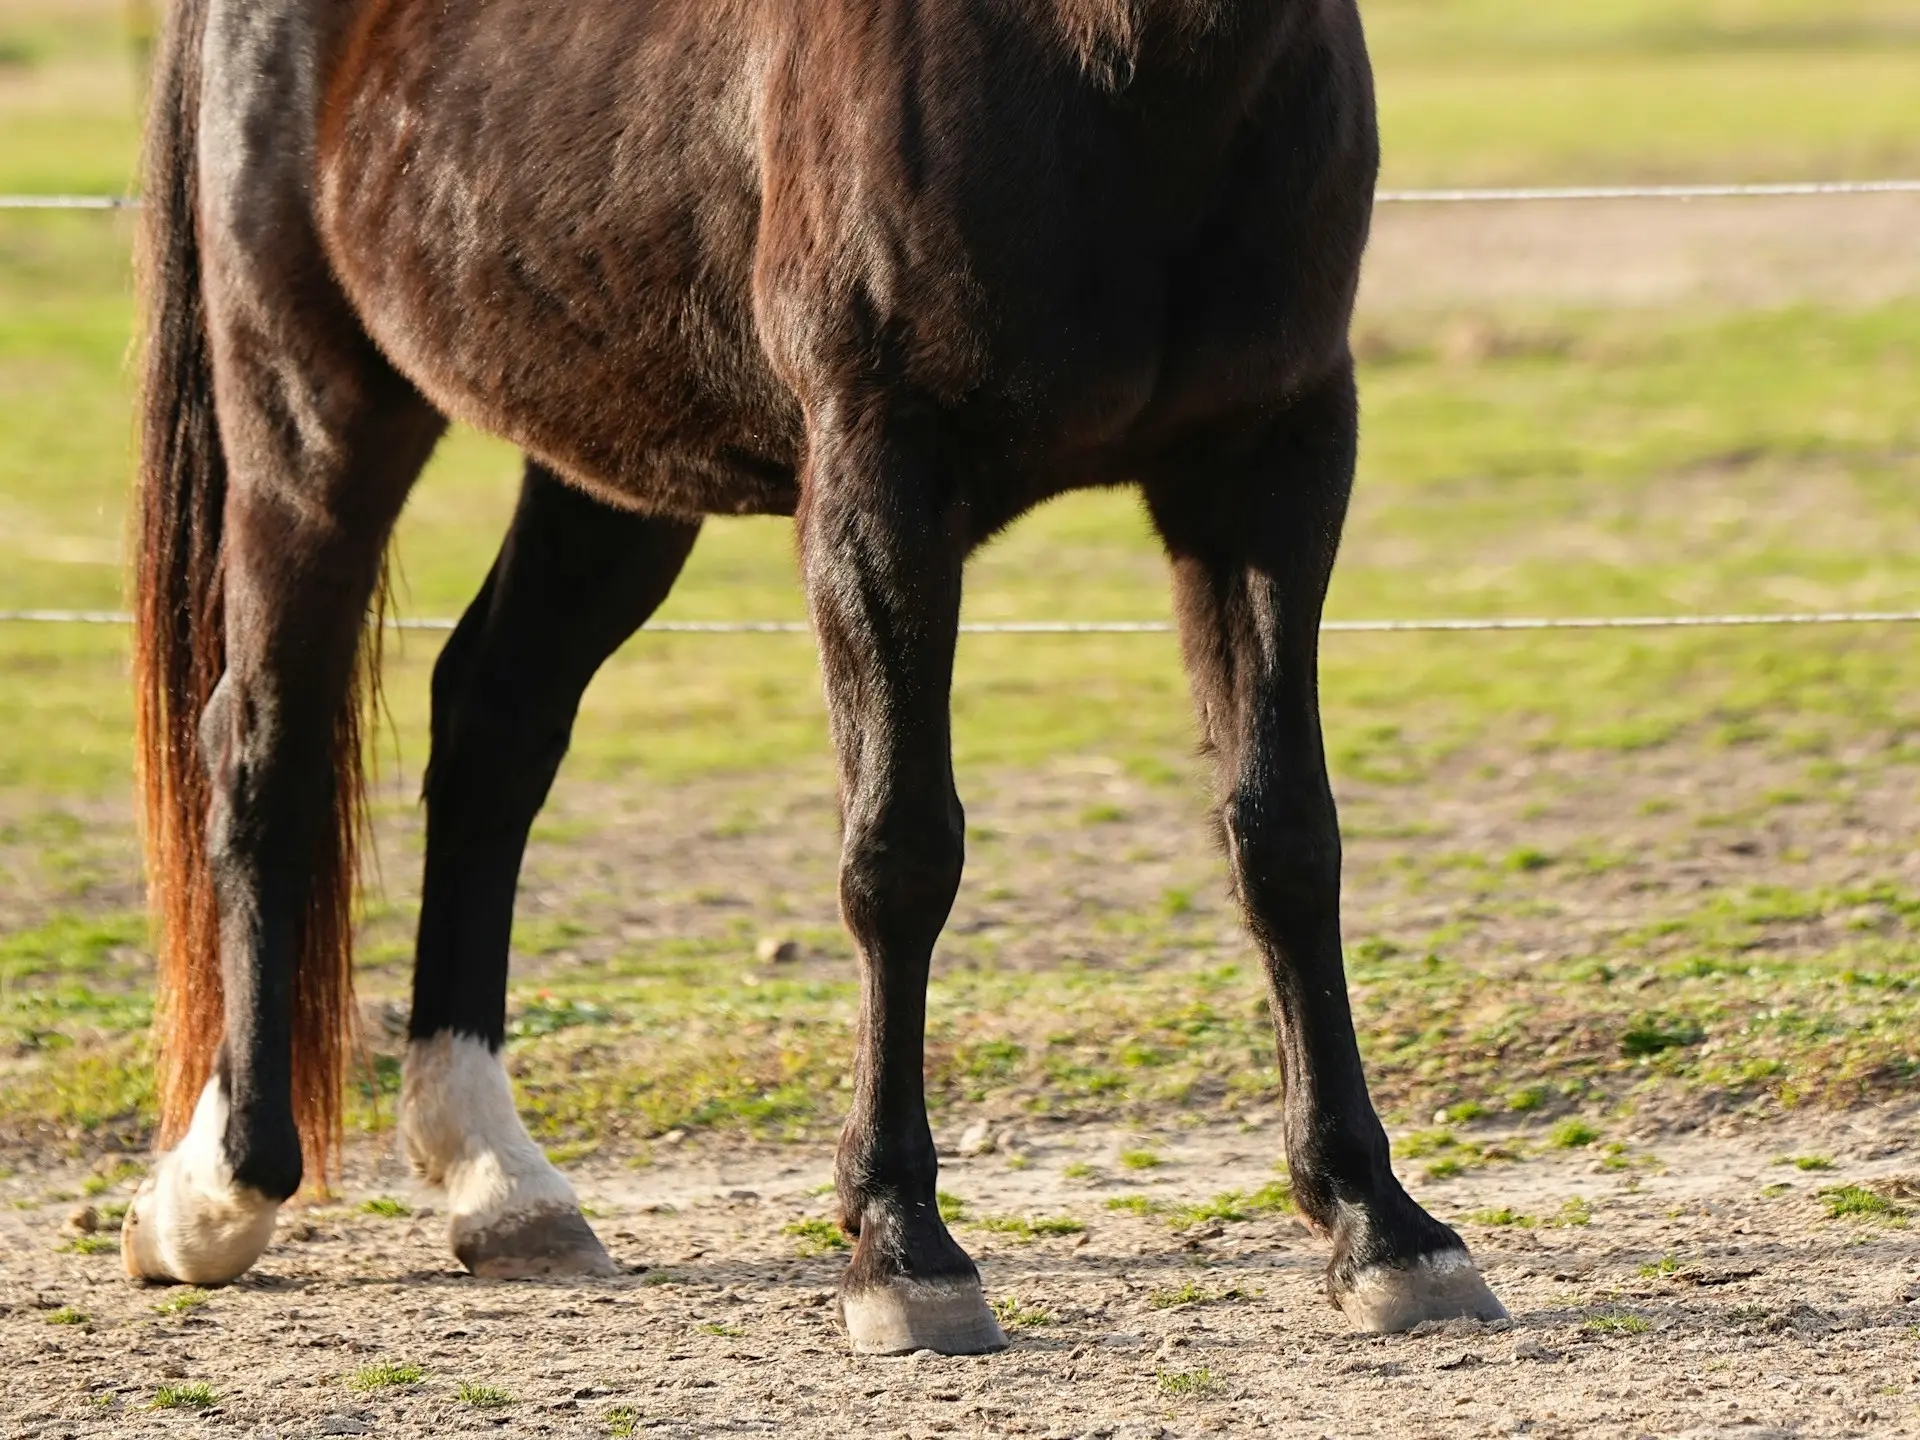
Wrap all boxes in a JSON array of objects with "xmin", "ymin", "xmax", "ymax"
[
  {"xmin": 123, "ymin": 1080, "xmax": 279, "ymax": 1285},
  {"xmin": 401, "ymin": 1033, "xmax": 615, "ymax": 1278}
]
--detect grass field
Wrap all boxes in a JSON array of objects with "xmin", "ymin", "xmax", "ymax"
[{"xmin": 0, "ymin": 0, "xmax": 1916, "ymax": 1160}]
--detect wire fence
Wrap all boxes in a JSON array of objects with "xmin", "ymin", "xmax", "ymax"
[
  {"xmin": 4, "ymin": 609, "xmax": 1918, "ymax": 636},
  {"xmin": 5, "ymin": 180, "xmax": 1920, "ymax": 211},
  {"xmin": 4, "ymin": 177, "xmax": 1914, "ymax": 638}
]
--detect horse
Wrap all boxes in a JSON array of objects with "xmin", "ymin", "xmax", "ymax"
[{"xmin": 121, "ymin": 0, "xmax": 1507, "ymax": 1353}]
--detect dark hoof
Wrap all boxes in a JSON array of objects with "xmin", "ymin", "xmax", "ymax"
[
  {"xmin": 841, "ymin": 1275, "xmax": 1009, "ymax": 1355},
  {"xmin": 1336, "ymin": 1251, "xmax": 1509, "ymax": 1333},
  {"xmin": 453, "ymin": 1205, "xmax": 618, "ymax": 1280}
]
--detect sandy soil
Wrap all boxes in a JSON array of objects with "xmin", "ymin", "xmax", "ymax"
[
  {"xmin": 3, "ymin": 1106, "xmax": 1918, "ymax": 1440},
  {"xmin": 1359, "ymin": 192, "xmax": 1920, "ymax": 313}
]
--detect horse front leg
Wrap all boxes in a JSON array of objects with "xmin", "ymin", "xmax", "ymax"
[
  {"xmin": 801, "ymin": 406, "xmax": 1006, "ymax": 1357},
  {"xmin": 407, "ymin": 461, "xmax": 699, "ymax": 1277},
  {"xmin": 1147, "ymin": 364, "xmax": 1507, "ymax": 1332}
]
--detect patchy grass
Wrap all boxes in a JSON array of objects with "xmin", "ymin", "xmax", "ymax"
[
  {"xmin": 151, "ymin": 1289, "xmax": 209, "ymax": 1316},
  {"xmin": 44, "ymin": 1306, "xmax": 87, "ymax": 1325},
  {"xmin": 149, "ymin": 1383, "xmax": 216, "ymax": 1411},
  {"xmin": 457, "ymin": 1381, "xmax": 515, "ymax": 1409},
  {"xmin": 1147, "ymin": 1280, "xmax": 1262, "ymax": 1311},
  {"xmin": 974, "ymin": 1213, "xmax": 1086, "ymax": 1242},
  {"xmin": 349, "ymin": 1361, "xmax": 425, "ymax": 1391},
  {"xmin": 1550, "ymin": 1120, "xmax": 1603, "ymax": 1150},
  {"xmin": 357, "ymin": 1196, "xmax": 411, "ymax": 1218},
  {"xmin": 1117, "ymin": 1147, "xmax": 1165, "ymax": 1171},
  {"xmin": 1584, "ymin": 1311, "xmax": 1653, "ymax": 1336},
  {"xmin": 1157, "ymin": 1367, "xmax": 1223, "ymax": 1399},
  {"xmin": 991, "ymin": 1295, "xmax": 1057, "ymax": 1330},
  {"xmin": 1777, "ymin": 1154, "xmax": 1836, "ymax": 1171},
  {"xmin": 604, "ymin": 1406, "xmax": 641, "ymax": 1438},
  {"xmin": 1466, "ymin": 1207, "xmax": 1537, "ymax": 1228},
  {"xmin": 56, "ymin": 1233, "xmax": 116, "ymax": 1255},
  {"xmin": 781, "ymin": 1218, "xmax": 848, "ymax": 1256},
  {"xmin": 1819, "ymin": 1184, "xmax": 1903, "ymax": 1221},
  {"xmin": 694, "ymin": 1321, "xmax": 743, "ymax": 1338}
]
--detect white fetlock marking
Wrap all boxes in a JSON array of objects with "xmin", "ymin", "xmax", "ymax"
[
  {"xmin": 122, "ymin": 1078, "xmax": 279, "ymax": 1285},
  {"xmin": 401, "ymin": 1034, "xmax": 578, "ymax": 1243}
]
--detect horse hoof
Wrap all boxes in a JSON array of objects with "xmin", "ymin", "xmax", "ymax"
[
  {"xmin": 841, "ymin": 1275, "xmax": 1009, "ymax": 1355},
  {"xmin": 454, "ymin": 1204, "xmax": 618, "ymax": 1279},
  {"xmin": 1335, "ymin": 1250, "xmax": 1509, "ymax": 1333},
  {"xmin": 121, "ymin": 1084, "xmax": 280, "ymax": 1286}
]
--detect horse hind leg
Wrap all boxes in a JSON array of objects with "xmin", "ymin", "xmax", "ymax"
[
  {"xmin": 1145, "ymin": 364, "xmax": 1506, "ymax": 1333},
  {"xmin": 404, "ymin": 463, "xmax": 698, "ymax": 1278},
  {"xmin": 124, "ymin": 0, "xmax": 444, "ymax": 1281},
  {"xmin": 123, "ymin": 278, "xmax": 442, "ymax": 1284}
]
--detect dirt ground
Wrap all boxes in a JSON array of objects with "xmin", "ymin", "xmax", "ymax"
[
  {"xmin": 1358, "ymin": 192, "xmax": 1920, "ymax": 313},
  {"xmin": 2, "ymin": 1106, "xmax": 1918, "ymax": 1440}
]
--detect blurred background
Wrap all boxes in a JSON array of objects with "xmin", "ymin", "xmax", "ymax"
[{"xmin": 0, "ymin": 1, "xmax": 1916, "ymax": 1154}]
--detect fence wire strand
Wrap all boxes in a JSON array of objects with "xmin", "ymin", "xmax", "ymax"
[{"xmin": 2, "ymin": 609, "xmax": 1917, "ymax": 636}]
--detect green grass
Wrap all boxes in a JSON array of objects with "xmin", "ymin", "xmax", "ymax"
[
  {"xmin": 1550, "ymin": 1120, "xmax": 1603, "ymax": 1150},
  {"xmin": 3, "ymin": 1, "xmax": 1920, "ymax": 1150},
  {"xmin": 604, "ymin": 1406, "xmax": 640, "ymax": 1438},
  {"xmin": 349, "ymin": 1361, "xmax": 424, "ymax": 1391},
  {"xmin": 780, "ymin": 1217, "xmax": 848, "ymax": 1256},
  {"xmin": 1117, "ymin": 1147, "xmax": 1164, "ymax": 1171},
  {"xmin": 150, "ymin": 1382, "xmax": 216, "ymax": 1411},
  {"xmin": 56, "ymin": 1232, "xmax": 115, "ymax": 1255},
  {"xmin": 973, "ymin": 1213, "xmax": 1086, "ymax": 1242},
  {"xmin": 1465, "ymin": 1207, "xmax": 1536, "ymax": 1228},
  {"xmin": 1819, "ymin": 1183, "xmax": 1902, "ymax": 1220},
  {"xmin": 44, "ymin": 1305, "xmax": 87, "ymax": 1324},
  {"xmin": 357, "ymin": 1196, "xmax": 411, "ymax": 1218},
  {"xmin": 1583, "ymin": 1311, "xmax": 1653, "ymax": 1336},
  {"xmin": 991, "ymin": 1295, "xmax": 1056, "ymax": 1329},
  {"xmin": 1156, "ymin": 1367, "xmax": 1222, "ymax": 1399},
  {"xmin": 152, "ymin": 1288, "xmax": 208, "ymax": 1316},
  {"xmin": 1147, "ymin": 1280, "xmax": 1261, "ymax": 1310},
  {"xmin": 456, "ymin": 1381, "xmax": 515, "ymax": 1409}
]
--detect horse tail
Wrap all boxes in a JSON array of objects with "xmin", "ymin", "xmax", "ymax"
[
  {"xmin": 135, "ymin": 0, "xmax": 226, "ymax": 1154},
  {"xmin": 134, "ymin": 0, "xmax": 371, "ymax": 1180}
]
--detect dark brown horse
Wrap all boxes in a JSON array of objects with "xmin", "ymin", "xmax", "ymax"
[{"xmin": 123, "ymin": 0, "xmax": 1506, "ymax": 1351}]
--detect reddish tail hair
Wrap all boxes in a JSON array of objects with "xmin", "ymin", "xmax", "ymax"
[{"xmin": 134, "ymin": 0, "xmax": 373, "ymax": 1183}]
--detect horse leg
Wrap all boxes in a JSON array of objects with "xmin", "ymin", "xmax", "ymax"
[
  {"xmin": 1146, "ymin": 364, "xmax": 1507, "ymax": 1332},
  {"xmin": 123, "ymin": 239, "xmax": 442, "ymax": 1285},
  {"xmin": 403, "ymin": 462, "xmax": 698, "ymax": 1278},
  {"xmin": 801, "ymin": 408, "xmax": 1005, "ymax": 1356}
]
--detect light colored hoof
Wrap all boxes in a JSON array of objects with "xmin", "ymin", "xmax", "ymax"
[
  {"xmin": 120, "ymin": 1084, "xmax": 280, "ymax": 1286},
  {"xmin": 1337, "ymin": 1250, "xmax": 1509, "ymax": 1334},
  {"xmin": 402, "ymin": 1034, "xmax": 614, "ymax": 1280},
  {"xmin": 455, "ymin": 1204, "xmax": 618, "ymax": 1280},
  {"xmin": 842, "ymin": 1275, "xmax": 1009, "ymax": 1356}
]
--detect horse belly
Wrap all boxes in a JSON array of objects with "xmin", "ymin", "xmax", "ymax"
[{"xmin": 316, "ymin": 0, "xmax": 800, "ymax": 516}]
